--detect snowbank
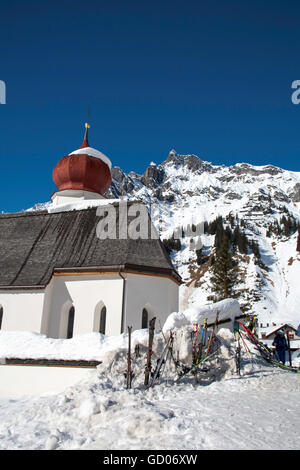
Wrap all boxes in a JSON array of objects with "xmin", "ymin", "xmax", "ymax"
[
  {"xmin": 163, "ymin": 298, "xmax": 242, "ymax": 334},
  {"xmin": 0, "ymin": 329, "xmax": 149, "ymax": 362},
  {"xmin": 0, "ymin": 299, "xmax": 240, "ymax": 361}
]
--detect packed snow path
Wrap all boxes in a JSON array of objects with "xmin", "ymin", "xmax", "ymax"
[{"xmin": 0, "ymin": 365, "xmax": 299, "ymax": 450}]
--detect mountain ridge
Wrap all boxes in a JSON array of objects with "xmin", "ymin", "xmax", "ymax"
[{"xmin": 105, "ymin": 150, "xmax": 300, "ymax": 328}]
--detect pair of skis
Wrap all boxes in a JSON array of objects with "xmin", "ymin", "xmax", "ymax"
[
  {"xmin": 126, "ymin": 317, "xmax": 175, "ymax": 389},
  {"xmin": 149, "ymin": 332, "xmax": 174, "ymax": 387},
  {"xmin": 126, "ymin": 317, "xmax": 160, "ymax": 389}
]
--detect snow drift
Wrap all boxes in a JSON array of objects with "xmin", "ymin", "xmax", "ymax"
[{"xmin": 163, "ymin": 298, "xmax": 241, "ymax": 334}]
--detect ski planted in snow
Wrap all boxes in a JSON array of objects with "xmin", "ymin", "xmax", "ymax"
[
  {"xmin": 144, "ymin": 317, "xmax": 156, "ymax": 386},
  {"xmin": 126, "ymin": 326, "xmax": 134, "ymax": 389},
  {"xmin": 196, "ymin": 318, "xmax": 207, "ymax": 363},
  {"xmin": 234, "ymin": 319, "xmax": 241, "ymax": 376},
  {"xmin": 286, "ymin": 331, "xmax": 292, "ymax": 367},
  {"xmin": 235, "ymin": 336, "xmax": 241, "ymax": 376},
  {"xmin": 192, "ymin": 323, "xmax": 199, "ymax": 365}
]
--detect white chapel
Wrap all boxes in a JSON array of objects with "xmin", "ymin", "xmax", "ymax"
[{"xmin": 0, "ymin": 124, "xmax": 180, "ymax": 338}]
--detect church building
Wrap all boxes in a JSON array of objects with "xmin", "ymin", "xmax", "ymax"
[{"xmin": 0, "ymin": 125, "xmax": 180, "ymax": 338}]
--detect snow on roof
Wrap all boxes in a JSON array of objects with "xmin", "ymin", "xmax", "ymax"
[
  {"xmin": 69, "ymin": 146, "xmax": 112, "ymax": 169},
  {"xmin": 47, "ymin": 198, "xmax": 123, "ymax": 214},
  {"xmin": 262, "ymin": 323, "xmax": 298, "ymax": 338}
]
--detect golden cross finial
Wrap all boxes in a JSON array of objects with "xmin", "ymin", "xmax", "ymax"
[{"xmin": 83, "ymin": 122, "xmax": 90, "ymax": 144}]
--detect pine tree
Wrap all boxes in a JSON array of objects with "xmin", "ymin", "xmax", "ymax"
[
  {"xmin": 290, "ymin": 217, "xmax": 297, "ymax": 235},
  {"xmin": 232, "ymin": 225, "xmax": 248, "ymax": 254},
  {"xmin": 228, "ymin": 212, "xmax": 235, "ymax": 228},
  {"xmin": 273, "ymin": 220, "xmax": 282, "ymax": 237},
  {"xmin": 280, "ymin": 215, "xmax": 290, "ymax": 237},
  {"xmin": 196, "ymin": 248, "xmax": 202, "ymax": 265},
  {"xmin": 210, "ymin": 234, "xmax": 240, "ymax": 301},
  {"xmin": 297, "ymin": 224, "xmax": 300, "ymax": 253},
  {"xmin": 207, "ymin": 216, "xmax": 223, "ymax": 235},
  {"xmin": 214, "ymin": 222, "xmax": 225, "ymax": 253},
  {"xmin": 251, "ymin": 240, "xmax": 261, "ymax": 258}
]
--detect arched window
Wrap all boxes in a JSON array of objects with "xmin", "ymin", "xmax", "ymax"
[
  {"xmin": 99, "ymin": 306, "xmax": 106, "ymax": 334},
  {"xmin": 67, "ymin": 306, "xmax": 75, "ymax": 339},
  {"xmin": 142, "ymin": 308, "xmax": 148, "ymax": 329},
  {"xmin": 0, "ymin": 306, "xmax": 3, "ymax": 330},
  {"xmin": 93, "ymin": 302, "xmax": 107, "ymax": 334}
]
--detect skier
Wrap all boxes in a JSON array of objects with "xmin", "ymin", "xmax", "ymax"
[
  {"xmin": 247, "ymin": 315, "xmax": 257, "ymax": 335},
  {"xmin": 272, "ymin": 330, "xmax": 288, "ymax": 364}
]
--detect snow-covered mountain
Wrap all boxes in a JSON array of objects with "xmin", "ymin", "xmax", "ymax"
[
  {"xmin": 28, "ymin": 150, "xmax": 300, "ymax": 328},
  {"xmin": 105, "ymin": 150, "xmax": 300, "ymax": 328}
]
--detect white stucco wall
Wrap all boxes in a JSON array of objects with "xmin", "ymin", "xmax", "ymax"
[
  {"xmin": 0, "ymin": 290, "xmax": 44, "ymax": 333},
  {"xmin": 42, "ymin": 274, "xmax": 124, "ymax": 338},
  {"xmin": 0, "ymin": 364, "xmax": 96, "ymax": 398},
  {"xmin": 51, "ymin": 189, "xmax": 103, "ymax": 208},
  {"xmin": 124, "ymin": 273, "xmax": 179, "ymax": 331},
  {"xmin": 0, "ymin": 272, "xmax": 179, "ymax": 339}
]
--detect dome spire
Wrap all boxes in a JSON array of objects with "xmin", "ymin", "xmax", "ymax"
[
  {"xmin": 80, "ymin": 122, "xmax": 90, "ymax": 149},
  {"xmin": 52, "ymin": 122, "xmax": 112, "ymax": 199}
]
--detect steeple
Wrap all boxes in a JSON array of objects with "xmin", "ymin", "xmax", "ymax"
[
  {"xmin": 51, "ymin": 123, "xmax": 112, "ymax": 207},
  {"xmin": 80, "ymin": 122, "xmax": 90, "ymax": 149}
]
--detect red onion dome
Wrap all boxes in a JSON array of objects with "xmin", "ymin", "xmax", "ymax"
[{"xmin": 52, "ymin": 123, "xmax": 112, "ymax": 196}]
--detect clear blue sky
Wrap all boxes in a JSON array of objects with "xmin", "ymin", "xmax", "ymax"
[{"xmin": 0, "ymin": 0, "xmax": 300, "ymax": 212}]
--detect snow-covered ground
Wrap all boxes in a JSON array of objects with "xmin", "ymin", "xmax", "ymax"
[{"xmin": 0, "ymin": 326, "xmax": 299, "ymax": 450}]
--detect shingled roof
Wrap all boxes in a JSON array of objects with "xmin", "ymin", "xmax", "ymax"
[{"xmin": 0, "ymin": 204, "xmax": 181, "ymax": 289}]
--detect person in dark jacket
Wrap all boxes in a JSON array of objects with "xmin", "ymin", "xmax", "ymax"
[{"xmin": 272, "ymin": 330, "xmax": 288, "ymax": 364}]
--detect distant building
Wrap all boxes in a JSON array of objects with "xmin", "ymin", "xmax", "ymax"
[{"xmin": 259, "ymin": 323, "xmax": 300, "ymax": 351}]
